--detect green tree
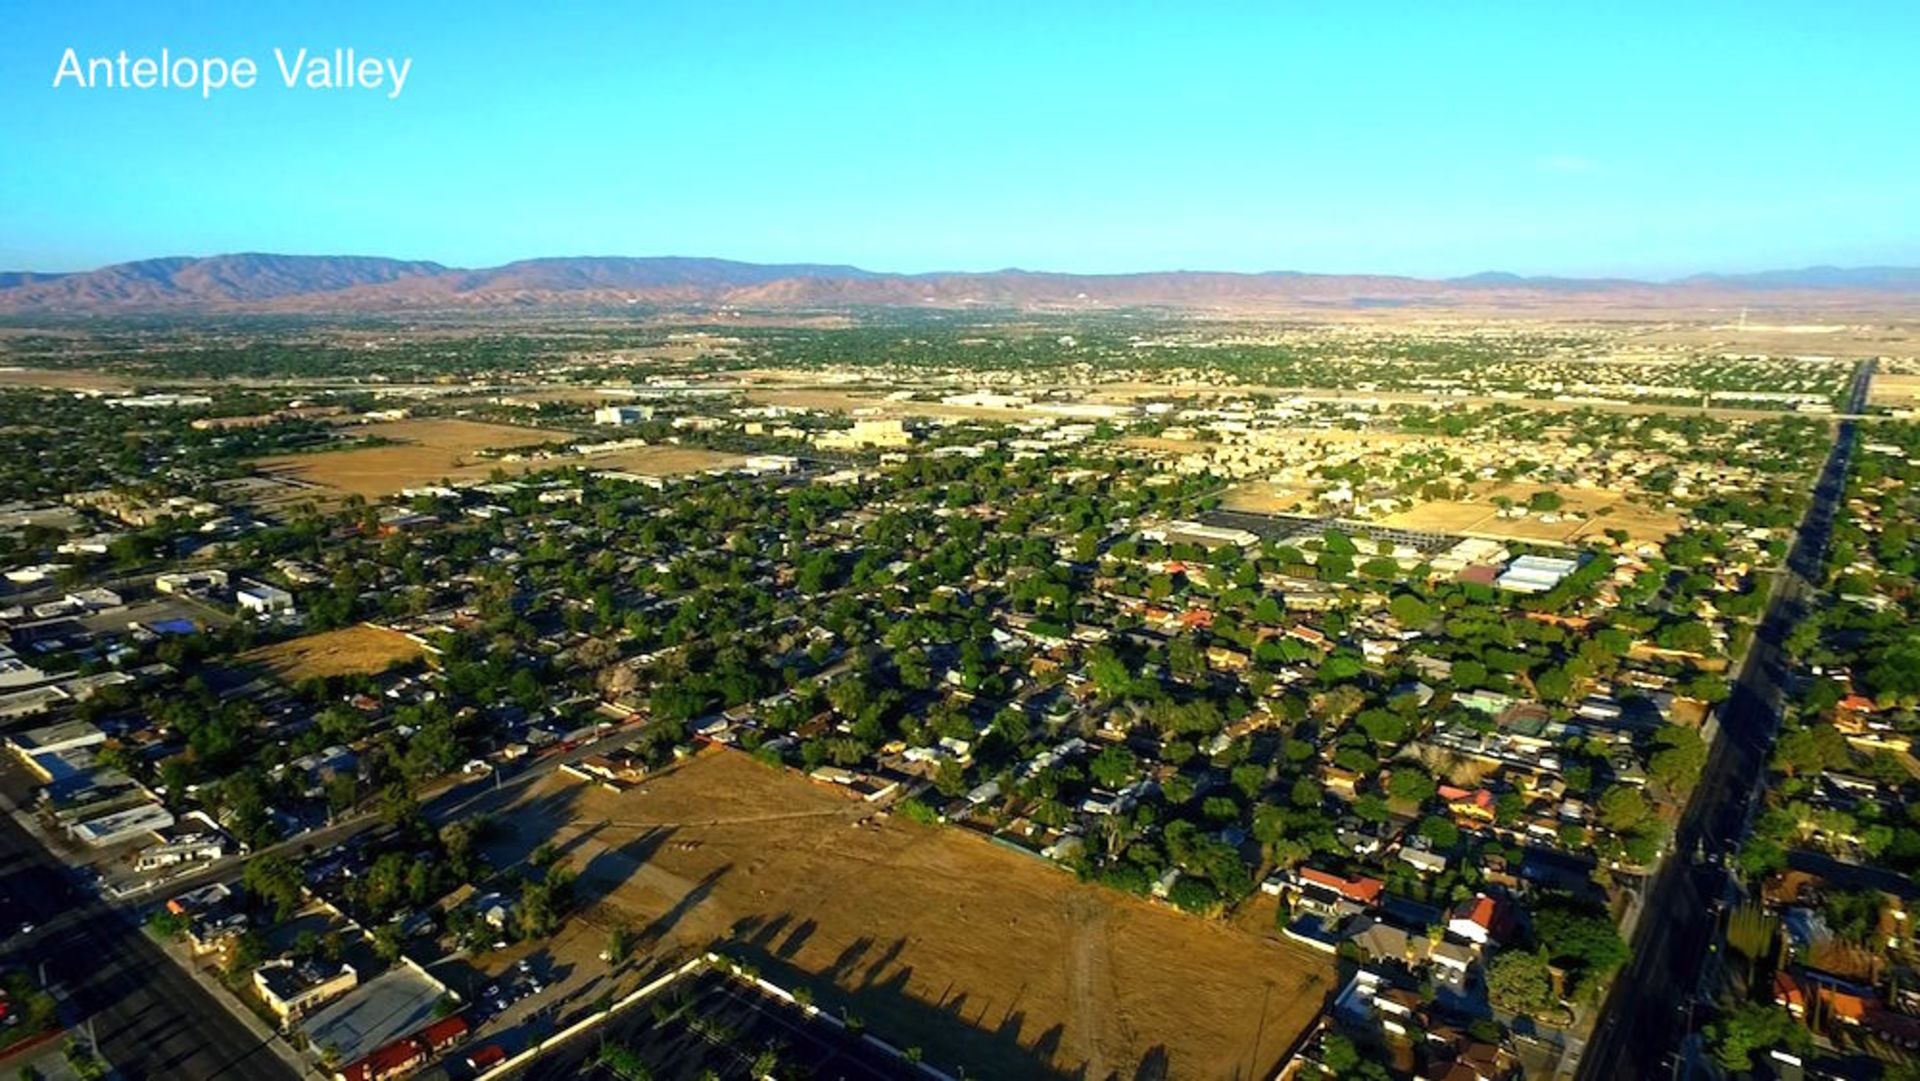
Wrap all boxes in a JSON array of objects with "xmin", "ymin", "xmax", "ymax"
[
  {"xmin": 1597, "ymin": 785, "xmax": 1653, "ymax": 834},
  {"xmin": 1486, "ymin": 949, "xmax": 1559, "ymax": 1018},
  {"xmin": 242, "ymin": 852, "xmax": 304, "ymax": 920},
  {"xmin": 1388, "ymin": 593, "xmax": 1433, "ymax": 628},
  {"xmin": 1705, "ymin": 1002, "xmax": 1810, "ymax": 1073},
  {"xmin": 1090, "ymin": 745, "xmax": 1137, "ymax": 788}
]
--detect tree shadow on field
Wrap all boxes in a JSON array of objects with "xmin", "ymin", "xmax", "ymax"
[
  {"xmin": 572, "ymin": 824, "xmax": 676, "ymax": 909},
  {"xmin": 720, "ymin": 917, "xmax": 1084, "ymax": 1081},
  {"xmin": 638, "ymin": 862, "xmax": 730, "ymax": 945}
]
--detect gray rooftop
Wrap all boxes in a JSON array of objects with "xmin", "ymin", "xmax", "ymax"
[{"xmin": 300, "ymin": 965, "xmax": 446, "ymax": 1063}]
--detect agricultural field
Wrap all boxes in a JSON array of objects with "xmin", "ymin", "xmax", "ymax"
[
  {"xmin": 240, "ymin": 623, "xmax": 426, "ymax": 682},
  {"xmin": 485, "ymin": 750, "xmax": 1334, "ymax": 1081}
]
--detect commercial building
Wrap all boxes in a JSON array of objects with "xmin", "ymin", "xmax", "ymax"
[
  {"xmin": 1144, "ymin": 520, "xmax": 1261, "ymax": 551},
  {"xmin": 236, "ymin": 579, "xmax": 296, "ymax": 616},
  {"xmin": 303, "ymin": 965, "xmax": 453, "ymax": 1069},
  {"xmin": 255, "ymin": 960, "xmax": 359, "ymax": 1024},
  {"xmin": 814, "ymin": 418, "xmax": 913, "ymax": 450},
  {"xmin": 1495, "ymin": 554, "xmax": 1580, "ymax": 593},
  {"xmin": 592, "ymin": 404, "xmax": 654, "ymax": 426}
]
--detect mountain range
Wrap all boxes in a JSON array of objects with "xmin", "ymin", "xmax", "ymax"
[{"xmin": 2, "ymin": 253, "xmax": 1918, "ymax": 315}]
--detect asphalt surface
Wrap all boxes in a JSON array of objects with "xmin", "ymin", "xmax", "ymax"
[
  {"xmin": 0, "ymin": 810, "xmax": 296, "ymax": 1081},
  {"xmin": 512, "ymin": 965, "xmax": 916, "ymax": 1081},
  {"xmin": 0, "ymin": 705, "xmax": 651, "ymax": 1081},
  {"xmin": 1576, "ymin": 361, "xmax": 1873, "ymax": 1081}
]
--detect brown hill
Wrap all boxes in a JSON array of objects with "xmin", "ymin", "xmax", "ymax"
[{"xmin": 2, "ymin": 253, "xmax": 1917, "ymax": 315}]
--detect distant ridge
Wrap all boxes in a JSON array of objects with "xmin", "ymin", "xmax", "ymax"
[{"xmin": 1, "ymin": 253, "xmax": 1917, "ymax": 315}]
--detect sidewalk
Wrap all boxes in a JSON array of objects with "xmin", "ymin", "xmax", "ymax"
[{"xmin": 146, "ymin": 928, "xmax": 323, "ymax": 1079}]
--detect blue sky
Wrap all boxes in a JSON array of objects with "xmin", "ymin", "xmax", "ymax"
[{"xmin": 2, "ymin": 1, "xmax": 1916, "ymax": 277}]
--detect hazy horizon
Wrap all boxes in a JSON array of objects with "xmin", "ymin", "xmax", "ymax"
[{"xmin": 7, "ymin": 249, "xmax": 1920, "ymax": 284}]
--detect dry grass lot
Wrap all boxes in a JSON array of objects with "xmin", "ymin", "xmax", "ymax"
[
  {"xmin": 254, "ymin": 418, "xmax": 744, "ymax": 499},
  {"xmin": 0, "ymin": 366, "xmax": 132, "ymax": 391},
  {"xmin": 241, "ymin": 624, "xmax": 425, "ymax": 682},
  {"xmin": 253, "ymin": 418, "xmax": 566, "ymax": 499},
  {"xmin": 1119, "ymin": 434, "xmax": 1223, "ymax": 456},
  {"xmin": 572, "ymin": 444, "xmax": 746, "ymax": 476},
  {"xmin": 489, "ymin": 751, "xmax": 1333, "ymax": 1081},
  {"xmin": 1870, "ymin": 373, "xmax": 1920, "ymax": 408},
  {"xmin": 1219, "ymin": 481, "xmax": 1308, "ymax": 514},
  {"xmin": 1381, "ymin": 482, "xmax": 1681, "ymax": 545}
]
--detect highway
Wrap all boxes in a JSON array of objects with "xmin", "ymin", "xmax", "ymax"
[{"xmin": 1575, "ymin": 359, "xmax": 1874, "ymax": 1080}]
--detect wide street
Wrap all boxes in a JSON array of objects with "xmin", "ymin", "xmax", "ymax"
[
  {"xmin": 1576, "ymin": 361, "xmax": 1873, "ymax": 1080},
  {"xmin": 0, "ymin": 809, "xmax": 295, "ymax": 1081},
  {"xmin": 0, "ymin": 712, "xmax": 653, "ymax": 1080}
]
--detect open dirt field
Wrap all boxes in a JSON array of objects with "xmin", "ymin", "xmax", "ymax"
[
  {"xmin": 488, "ymin": 751, "xmax": 1333, "ymax": 1081},
  {"xmin": 1219, "ymin": 481, "xmax": 1308, "ymax": 514},
  {"xmin": 253, "ymin": 418, "xmax": 569, "ymax": 499},
  {"xmin": 1380, "ymin": 481, "xmax": 1681, "ymax": 545},
  {"xmin": 1870, "ymin": 373, "xmax": 1920, "ymax": 408},
  {"xmin": 570, "ymin": 444, "xmax": 746, "ymax": 476},
  {"xmin": 1120, "ymin": 434, "xmax": 1223, "ymax": 455},
  {"xmin": 240, "ymin": 624, "xmax": 425, "ymax": 681},
  {"xmin": 0, "ymin": 367, "xmax": 132, "ymax": 391}
]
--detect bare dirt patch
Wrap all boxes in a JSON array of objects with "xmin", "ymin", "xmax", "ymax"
[
  {"xmin": 1870, "ymin": 373, "xmax": 1920, "ymax": 408},
  {"xmin": 1380, "ymin": 481, "xmax": 1681, "ymax": 545},
  {"xmin": 241, "ymin": 624, "xmax": 426, "ymax": 682},
  {"xmin": 571, "ymin": 445, "xmax": 746, "ymax": 476},
  {"xmin": 252, "ymin": 418, "xmax": 571, "ymax": 499},
  {"xmin": 1220, "ymin": 481, "xmax": 1308, "ymax": 514},
  {"xmin": 0, "ymin": 367, "xmax": 132, "ymax": 391},
  {"xmin": 488, "ymin": 751, "xmax": 1333, "ymax": 1080},
  {"xmin": 1119, "ymin": 434, "xmax": 1223, "ymax": 456}
]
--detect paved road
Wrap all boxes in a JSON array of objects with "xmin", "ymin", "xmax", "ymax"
[
  {"xmin": 0, "ymin": 713, "xmax": 650, "ymax": 1081},
  {"xmin": 0, "ymin": 811, "xmax": 295, "ymax": 1081},
  {"xmin": 1576, "ymin": 359, "xmax": 1873, "ymax": 1081},
  {"xmin": 137, "ymin": 716, "xmax": 653, "ymax": 903}
]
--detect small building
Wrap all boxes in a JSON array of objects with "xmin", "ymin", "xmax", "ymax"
[
  {"xmin": 306, "ymin": 966, "xmax": 455, "ymax": 1073},
  {"xmin": 68, "ymin": 801, "xmax": 176, "ymax": 847},
  {"xmin": 155, "ymin": 569, "xmax": 229, "ymax": 596},
  {"xmin": 592, "ymin": 405, "xmax": 653, "ymax": 426},
  {"xmin": 255, "ymin": 959, "xmax": 359, "ymax": 1024},
  {"xmin": 1495, "ymin": 554, "xmax": 1579, "ymax": 594},
  {"xmin": 236, "ymin": 579, "xmax": 296, "ymax": 616},
  {"xmin": 7, "ymin": 718, "xmax": 107, "ymax": 760},
  {"xmin": 336, "ymin": 1015, "xmax": 469, "ymax": 1081},
  {"xmin": 1447, "ymin": 893, "xmax": 1514, "ymax": 948}
]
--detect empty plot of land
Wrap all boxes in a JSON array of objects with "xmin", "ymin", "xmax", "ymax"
[
  {"xmin": 0, "ymin": 367, "xmax": 132, "ymax": 391},
  {"xmin": 570, "ymin": 444, "xmax": 747, "ymax": 476},
  {"xmin": 241, "ymin": 624, "xmax": 425, "ymax": 681},
  {"xmin": 1381, "ymin": 482, "xmax": 1681, "ymax": 545},
  {"xmin": 1870, "ymin": 373, "xmax": 1920, "ymax": 408},
  {"xmin": 1118, "ymin": 434, "xmax": 1222, "ymax": 455},
  {"xmin": 488, "ymin": 751, "xmax": 1332, "ymax": 1081},
  {"xmin": 252, "ymin": 418, "xmax": 569, "ymax": 499},
  {"xmin": 1219, "ymin": 481, "xmax": 1308, "ymax": 514}
]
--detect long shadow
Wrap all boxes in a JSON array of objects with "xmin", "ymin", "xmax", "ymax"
[
  {"xmin": 571, "ymin": 824, "xmax": 677, "ymax": 910},
  {"xmin": 638, "ymin": 863, "xmax": 731, "ymax": 946},
  {"xmin": 721, "ymin": 919, "xmax": 1079, "ymax": 1080},
  {"xmin": 777, "ymin": 916, "xmax": 817, "ymax": 959}
]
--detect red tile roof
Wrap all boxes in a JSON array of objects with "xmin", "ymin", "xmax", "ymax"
[{"xmin": 1299, "ymin": 867, "xmax": 1385, "ymax": 905}]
